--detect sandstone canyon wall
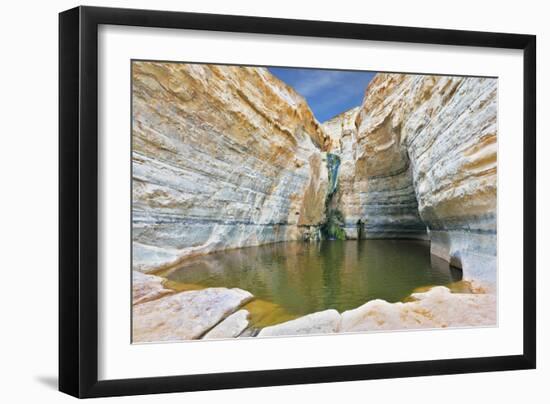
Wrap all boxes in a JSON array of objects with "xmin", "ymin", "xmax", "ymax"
[
  {"xmin": 322, "ymin": 106, "xmax": 427, "ymax": 240},
  {"xmin": 132, "ymin": 62, "xmax": 329, "ymax": 272},
  {"xmin": 325, "ymin": 74, "xmax": 497, "ymax": 282},
  {"xmin": 322, "ymin": 107, "xmax": 362, "ymax": 239},
  {"xmin": 132, "ymin": 64, "xmax": 497, "ymax": 284}
]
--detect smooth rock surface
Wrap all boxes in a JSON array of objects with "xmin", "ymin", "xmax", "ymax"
[
  {"xmin": 324, "ymin": 105, "xmax": 427, "ymax": 240},
  {"xmin": 132, "ymin": 271, "xmax": 173, "ymax": 305},
  {"xmin": 322, "ymin": 107, "xmax": 364, "ymax": 239},
  {"xmin": 257, "ymin": 309, "xmax": 341, "ymax": 337},
  {"xmin": 133, "ymin": 287, "xmax": 253, "ymax": 342},
  {"xmin": 203, "ymin": 309, "xmax": 250, "ymax": 339},
  {"xmin": 132, "ymin": 62, "xmax": 329, "ymax": 272},
  {"xmin": 340, "ymin": 286, "xmax": 496, "ymax": 332},
  {"xmin": 132, "ymin": 64, "xmax": 497, "ymax": 284},
  {"xmin": 324, "ymin": 74, "xmax": 497, "ymax": 281},
  {"xmin": 356, "ymin": 74, "xmax": 497, "ymax": 281}
]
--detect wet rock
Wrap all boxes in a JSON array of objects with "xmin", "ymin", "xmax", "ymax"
[
  {"xmin": 133, "ymin": 287, "xmax": 253, "ymax": 342},
  {"xmin": 132, "ymin": 271, "xmax": 173, "ymax": 305},
  {"xmin": 340, "ymin": 286, "xmax": 496, "ymax": 332},
  {"xmin": 257, "ymin": 309, "xmax": 341, "ymax": 337},
  {"xmin": 203, "ymin": 309, "xmax": 250, "ymax": 339}
]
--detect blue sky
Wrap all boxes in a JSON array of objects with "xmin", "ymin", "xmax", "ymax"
[{"xmin": 268, "ymin": 67, "xmax": 376, "ymax": 122}]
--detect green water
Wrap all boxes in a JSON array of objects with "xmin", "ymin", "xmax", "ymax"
[{"xmin": 163, "ymin": 240, "xmax": 462, "ymax": 323}]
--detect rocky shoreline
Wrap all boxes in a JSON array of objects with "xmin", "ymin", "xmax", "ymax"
[
  {"xmin": 132, "ymin": 64, "xmax": 497, "ymax": 284},
  {"xmin": 132, "ymin": 271, "xmax": 496, "ymax": 343},
  {"xmin": 131, "ymin": 64, "xmax": 498, "ymax": 342}
]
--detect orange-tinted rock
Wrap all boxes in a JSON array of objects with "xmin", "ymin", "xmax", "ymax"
[
  {"xmin": 354, "ymin": 74, "xmax": 497, "ymax": 282},
  {"xmin": 132, "ymin": 63, "xmax": 329, "ymax": 272}
]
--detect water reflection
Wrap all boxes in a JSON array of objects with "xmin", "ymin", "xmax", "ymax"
[{"xmin": 162, "ymin": 240, "xmax": 462, "ymax": 319}]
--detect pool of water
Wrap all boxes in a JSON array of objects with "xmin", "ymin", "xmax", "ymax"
[{"xmin": 161, "ymin": 240, "xmax": 462, "ymax": 328}]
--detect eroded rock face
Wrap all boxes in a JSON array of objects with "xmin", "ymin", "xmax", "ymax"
[
  {"xmin": 326, "ymin": 74, "xmax": 497, "ymax": 282},
  {"xmin": 322, "ymin": 108, "xmax": 362, "ymax": 239},
  {"xmin": 324, "ymin": 106, "xmax": 427, "ymax": 240},
  {"xmin": 340, "ymin": 286, "xmax": 496, "ymax": 332},
  {"xmin": 132, "ymin": 64, "xmax": 497, "ymax": 283},
  {"xmin": 132, "ymin": 287, "xmax": 253, "ymax": 342},
  {"xmin": 257, "ymin": 309, "xmax": 341, "ymax": 337},
  {"xmin": 132, "ymin": 62, "xmax": 329, "ymax": 272}
]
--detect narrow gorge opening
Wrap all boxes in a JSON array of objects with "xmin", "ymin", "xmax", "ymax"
[
  {"xmin": 132, "ymin": 62, "xmax": 497, "ymax": 342},
  {"xmin": 320, "ymin": 152, "xmax": 345, "ymax": 240}
]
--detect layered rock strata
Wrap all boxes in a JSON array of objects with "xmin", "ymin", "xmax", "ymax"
[
  {"xmin": 323, "ymin": 106, "xmax": 426, "ymax": 240},
  {"xmin": 355, "ymin": 74, "xmax": 497, "ymax": 282},
  {"xmin": 323, "ymin": 74, "xmax": 497, "ymax": 282},
  {"xmin": 132, "ymin": 64, "xmax": 497, "ymax": 282},
  {"xmin": 322, "ymin": 108, "xmax": 362, "ymax": 238},
  {"xmin": 132, "ymin": 62, "xmax": 329, "ymax": 272}
]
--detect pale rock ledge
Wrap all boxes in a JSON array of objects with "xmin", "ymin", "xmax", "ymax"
[
  {"xmin": 203, "ymin": 309, "xmax": 250, "ymax": 340},
  {"xmin": 257, "ymin": 309, "xmax": 341, "ymax": 337},
  {"xmin": 132, "ymin": 270, "xmax": 174, "ymax": 305},
  {"xmin": 340, "ymin": 286, "xmax": 496, "ymax": 332},
  {"xmin": 132, "ymin": 287, "xmax": 253, "ymax": 342}
]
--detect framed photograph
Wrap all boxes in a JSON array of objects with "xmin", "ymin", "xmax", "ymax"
[{"xmin": 59, "ymin": 6, "xmax": 536, "ymax": 398}]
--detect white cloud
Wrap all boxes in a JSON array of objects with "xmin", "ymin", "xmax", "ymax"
[
  {"xmin": 270, "ymin": 67, "xmax": 375, "ymax": 121},
  {"xmin": 293, "ymin": 70, "xmax": 351, "ymax": 97}
]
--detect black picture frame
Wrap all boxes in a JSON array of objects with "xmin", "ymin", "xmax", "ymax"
[{"xmin": 59, "ymin": 5, "xmax": 536, "ymax": 398}]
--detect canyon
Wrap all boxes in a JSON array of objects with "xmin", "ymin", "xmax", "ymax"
[
  {"xmin": 323, "ymin": 73, "xmax": 497, "ymax": 283},
  {"xmin": 131, "ymin": 62, "xmax": 497, "ymax": 341},
  {"xmin": 132, "ymin": 62, "xmax": 330, "ymax": 273}
]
